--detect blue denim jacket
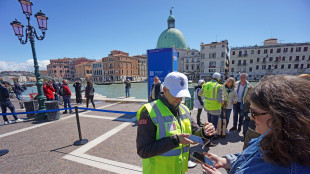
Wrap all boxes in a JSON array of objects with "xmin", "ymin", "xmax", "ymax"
[{"xmin": 224, "ymin": 134, "xmax": 310, "ymax": 174}]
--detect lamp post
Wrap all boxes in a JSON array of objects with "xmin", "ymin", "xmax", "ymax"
[{"xmin": 10, "ymin": 0, "xmax": 48, "ymax": 117}]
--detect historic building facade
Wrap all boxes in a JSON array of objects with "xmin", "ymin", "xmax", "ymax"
[
  {"xmin": 47, "ymin": 57, "xmax": 92, "ymax": 81},
  {"xmin": 75, "ymin": 61, "xmax": 94, "ymax": 81},
  {"xmin": 180, "ymin": 49, "xmax": 201, "ymax": 81},
  {"xmin": 200, "ymin": 40, "xmax": 230, "ymax": 80},
  {"xmin": 102, "ymin": 50, "xmax": 139, "ymax": 82},
  {"xmin": 133, "ymin": 55, "xmax": 147, "ymax": 81},
  {"xmin": 92, "ymin": 60, "xmax": 104, "ymax": 83},
  {"xmin": 229, "ymin": 39, "xmax": 310, "ymax": 80}
]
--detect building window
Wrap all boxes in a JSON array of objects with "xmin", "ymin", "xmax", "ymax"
[
  {"xmin": 284, "ymin": 48, "xmax": 288, "ymax": 52},
  {"xmin": 221, "ymin": 61, "xmax": 224, "ymax": 66},
  {"xmin": 250, "ymin": 59, "xmax": 253, "ymax": 63},
  {"xmin": 288, "ymin": 64, "xmax": 291, "ymax": 69},
  {"xmin": 268, "ymin": 65, "xmax": 271, "ymax": 69},
  {"xmin": 209, "ymin": 61, "xmax": 216, "ymax": 66},
  {"xmin": 192, "ymin": 65, "xmax": 194, "ymax": 70},
  {"xmin": 274, "ymin": 65, "xmax": 278, "ymax": 69},
  {"xmin": 232, "ymin": 51, "xmax": 235, "ymax": 55},
  {"xmin": 249, "ymin": 67, "xmax": 252, "ymax": 72},
  {"xmin": 192, "ymin": 58, "xmax": 194, "ymax": 62},
  {"xmin": 251, "ymin": 50, "xmax": 254, "ymax": 54},
  {"xmin": 302, "ymin": 56, "xmax": 305, "ymax": 60},
  {"xmin": 257, "ymin": 58, "xmax": 260, "ymax": 62},
  {"xmin": 256, "ymin": 65, "xmax": 259, "ymax": 70},
  {"xmin": 238, "ymin": 51, "xmax": 242, "ymax": 56},
  {"xmin": 301, "ymin": 64, "xmax": 304, "ymax": 69},
  {"xmin": 296, "ymin": 56, "xmax": 299, "ymax": 61},
  {"xmin": 209, "ymin": 69, "xmax": 216, "ymax": 72},
  {"xmin": 232, "ymin": 60, "xmax": 235, "ymax": 64},
  {"xmin": 186, "ymin": 66, "xmax": 188, "ymax": 70},
  {"xmin": 231, "ymin": 68, "xmax": 234, "ymax": 72},
  {"xmin": 263, "ymin": 58, "xmax": 266, "ymax": 62},
  {"xmin": 307, "ymin": 64, "xmax": 310, "ymax": 68},
  {"xmin": 294, "ymin": 64, "xmax": 299, "ymax": 69},
  {"xmin": 243, "ymin": 60, "xmax": 246, "ymax": 65},
  {"xmin": 238, "ymin": 60, "xmax": 241, "ymax": 65},
  {"xmin": 201, "ymin": 54, "xmax": 205, "ymax": 59},
  {"xmin": 257, "ymin": 50, "xmax": 260, "ymax": 54},
  {"xmin": 281, "ymin": 64, "xmax": 284, "ymax": 69},
  {"xmin": 304, "ymin": 47, "xmax": 308, "ymax": 52},
  {"xmin": 221, "ymin": 52, "xmax": 225, "ymax": 58},
  {"xmin": 296, "ymin": 47, "xmax": 301, "ymax": 52},
  {"xmin": 290, "ymin": 48, "xmax": 294, "ymax": 52},
  {"xmin": 264, "ymin": 49, "xmax": 268, "ymax": 54},
  {"xmin": 270, "ymin": 49, "xmax": 273, "ymax": 53},
  {"xmin": 262, "ymin": 65, "xmax": 266, "ymax": 69},
  {"xmin": 282, "ymin": 56, "xmax": 285, "ymax": 61},
  {"xmin": 269, "ymin": 57, "xmax": 273, "ymax": 62},
  {"xmin": 277, "ymin": 48, "xmax": 281, "ymax": 53},
  {"xmin": 289, "ymin": 56, "xmax": 292, "ymax": 61}
]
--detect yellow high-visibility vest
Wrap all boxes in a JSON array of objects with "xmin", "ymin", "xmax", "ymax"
[
  {"xmin": 202, "ymin": 81, "xmax": 222, "ymax": 110},
  {"xmin": 137, "ymin": 100, "xmax": 192, "ymax": 174}
]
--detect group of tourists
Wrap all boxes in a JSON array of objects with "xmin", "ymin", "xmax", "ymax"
[{"xmin": 136, "ymin": 71, "xmax": 310, "ymax": 174}]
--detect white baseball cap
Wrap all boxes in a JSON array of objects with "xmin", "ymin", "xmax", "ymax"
[
  {"xmin": 198, "ymin": 79, "xmax": 205, "ymax": 85},
  {"xmin": 212, "ymin": 72, "xmax": 221, "ymax": 80},
  {"xmin": 163, "ymin": 72, "xmax": 191, "ymax": 98}
]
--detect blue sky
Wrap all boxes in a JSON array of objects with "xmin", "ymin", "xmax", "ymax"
[{"xmin": 0, "ymin": 0, "xmax": 309, "ymax": 71}]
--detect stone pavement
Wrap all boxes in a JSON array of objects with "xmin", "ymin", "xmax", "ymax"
[{"xmin": 0, "ymin": 99, "xmax": 244, "ymax": 174}]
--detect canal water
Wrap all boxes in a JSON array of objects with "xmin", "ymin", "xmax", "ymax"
[{"xmin": 22, "ymin": 82, "xmax": 258, "ymax": 100}]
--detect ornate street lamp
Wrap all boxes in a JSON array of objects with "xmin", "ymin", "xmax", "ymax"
[{"xmin": 10, "ymin": 0, "xmax": 48, "ymax": 119}]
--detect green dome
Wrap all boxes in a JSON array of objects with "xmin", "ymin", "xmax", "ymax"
[
  {"xmin": 168, "ymin": 15, "xmax": 175, "ymax": 21},
  {"xmin": 156, "ymin": 28, "xmax": 187, "ymax": 49}
]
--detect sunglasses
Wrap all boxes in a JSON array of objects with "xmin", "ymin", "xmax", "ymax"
[{"xmin": 250, "ymin": 108, "xmax": 268, "ymax": 118}]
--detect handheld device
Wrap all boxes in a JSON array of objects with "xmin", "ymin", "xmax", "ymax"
[
  {"xmin": 190, "ymin": 151, "xmax": 215, "ymax": 168},
  {"xmin": 187, "ymin": 135, "xmax": 205, "ymax": 145}
]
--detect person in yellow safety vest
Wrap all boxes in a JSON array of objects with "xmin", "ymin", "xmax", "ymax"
[
  {"xmin": 136, "ymin": 72, "xmax": 216, "ymax": 174},
  {"xmin": 198, "ymin": 72, "xmax": 224, "ymax": 139}
]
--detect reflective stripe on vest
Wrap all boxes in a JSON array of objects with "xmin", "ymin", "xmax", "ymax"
[{"xmin": 204, "ymin": 83, "xmax": 219, "ymax": 101}]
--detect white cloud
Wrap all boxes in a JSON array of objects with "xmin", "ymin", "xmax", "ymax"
[{"xmin": 0, "ymin": 59, "xmax": 50, "ymax": 71}]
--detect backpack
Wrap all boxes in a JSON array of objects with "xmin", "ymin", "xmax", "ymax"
[{"xmin": 59, "ymin": 86, "xmax": 64, "ymax": 96}]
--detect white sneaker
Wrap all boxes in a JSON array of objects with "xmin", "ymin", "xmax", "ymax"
[
  {"xmin": 4, "ymin": 121, "xmax": 9, "ymax": 125},
  {"xmin": 188, "ymin": 160, "xmax": 197, "ymax": 168},
  {"xmin": 10, "ymin": 120, "xmax": 16, "ymax": 124},
  {"xmin": 15, "ymin": 118, "xmax": 23, "ymax": 123},
  {"xmin": 226, "ymin": 129, "xmax": 230, "ymax": 135}
]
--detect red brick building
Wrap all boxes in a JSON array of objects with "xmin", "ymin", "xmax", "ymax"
[{"xmin": 102, "ymin": 50, "xmax": 139, "ymax": 82}]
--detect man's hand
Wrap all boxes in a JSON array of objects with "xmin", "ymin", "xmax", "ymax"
[
  {"xmin": 177, "ymin": 133, "xmax": 194, "ymax": 145},
  {"xmin": 203, "ymin": 122, "xmax": 216, "ymax": 136}
]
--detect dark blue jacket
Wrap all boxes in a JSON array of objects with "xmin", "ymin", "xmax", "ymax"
[{"xmin": 0, "ymin": 85, "xmax": 10, "ymax": 104}]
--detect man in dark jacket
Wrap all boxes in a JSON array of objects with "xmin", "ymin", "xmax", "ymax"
[
  {"xmin": 14, "ymin": 82, "xmax": 24, "ymax": 109},
  {"xmin": 149, "ymin": 76, "xmax": 163, "ymax": 101},
  {"xmin": 52, "ymin": 79, "xmax": 60, "ymax": 101},
  {"xmin": 73, "ymin": 80, "xmax": 82, "ymax": 104},
  {"xmin": 124, "ymin": 79, "xmax": 131, "ymax": 98},
  {"xmin": 62, "ymin": 80, "xmax": 73, "ymax": 114},
  {"xmin": 0, "ymin": 82, "xmax": 23, "ymax": 125}
]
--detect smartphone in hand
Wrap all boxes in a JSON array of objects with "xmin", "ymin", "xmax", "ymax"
[
  {"xmin": 187, "ymin": 135, "xmax": 205, "ymax": 145},
  {"xmin": 191, "ymin": 151, "xmax": 215, "ymax": 168}
]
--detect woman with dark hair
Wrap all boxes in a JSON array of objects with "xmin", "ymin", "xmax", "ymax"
[
  {"xmin": 85, "ymin": 81, "xmax": 95, "ymax": 109},
  {"xmin": 200, "ymin": 75, "xmax": 310, "ymax": 173}
]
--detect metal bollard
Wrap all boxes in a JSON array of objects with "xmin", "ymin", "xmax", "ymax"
[{"xmin": 73, "ymin": 106, "xmax": 88, "ymax": 146}]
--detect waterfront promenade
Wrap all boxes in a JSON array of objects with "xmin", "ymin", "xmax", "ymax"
[{"xmin": 0, "ymin": 98, "xmax": 244, "ymax": 174}]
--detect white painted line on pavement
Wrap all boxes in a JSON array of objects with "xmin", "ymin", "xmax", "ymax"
[
  {"xmin": 69, "ymin": 121, "xmax": 132, "ymax": 156},
  {"xmin": 79, "ymin": 114, "xmax": 135, "ymax": 122},
  {"xmin": 63, "ymin": 119, "xmax": 141, "ymax": 173},
  {"xmin": 63, "ymin": 153, "xmax": 142, "ymax": 174},
  {"xmin": 0, "ymin": 102, "xmax": 120, "ymax": 139},
  {"xmin": 0, "ymin": 115, "xmax": 75, "ymax": 139}
]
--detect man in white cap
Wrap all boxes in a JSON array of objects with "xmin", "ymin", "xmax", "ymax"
[
  {"xmin": 198, "ymin": 72, "xmax": 223, "ymax": 138},
  {"xmin": 136, "ymin": 72, "xmax": 215, "ymax": 174}
]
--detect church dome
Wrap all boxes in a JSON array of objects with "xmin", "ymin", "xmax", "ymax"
[
  {"xmin": 156, "ymin": 28, "xmax": 187, "ymax": 49},
  {"xmin": 156, "ymin": 11, "xmax": 187, "ymax": 49}
]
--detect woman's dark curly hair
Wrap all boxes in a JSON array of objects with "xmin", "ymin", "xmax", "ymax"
[{"xmin": 250, "ymin": 75, "xmax": 310, "ymax": 166}]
